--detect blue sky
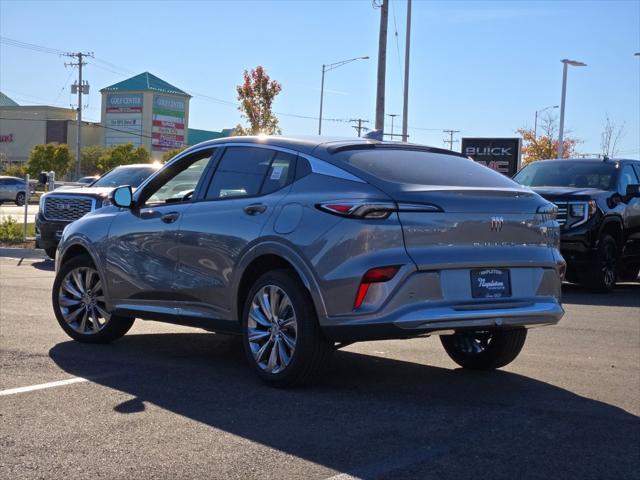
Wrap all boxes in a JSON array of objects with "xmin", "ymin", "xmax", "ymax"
[{"xmin": 1, "ymin": 0, "xmax": 639, "ymax": 156}]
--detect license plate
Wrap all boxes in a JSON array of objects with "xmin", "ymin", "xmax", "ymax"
[{"xmin": 470, "ymin": 269, "xmax": 511, "ymax": 298}]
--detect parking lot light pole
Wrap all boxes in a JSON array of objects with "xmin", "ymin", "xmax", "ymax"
[
  {"xmin": 534, "ymin": 105, "xmax": 559, "ymax": 139},
  {"xmin": 557, "ymin": 59, "xmax": 587, "ymax": 159},
  {"xmin": 318, "ymin": 56, "xmax": 369, "ymax": 135}
]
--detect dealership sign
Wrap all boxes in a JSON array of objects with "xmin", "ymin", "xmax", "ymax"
[{"xmin": 461, "ymin": 138, "xmax": 522, "ymax": 176}]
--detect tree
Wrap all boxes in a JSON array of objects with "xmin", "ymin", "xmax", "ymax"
[
  {"xmin": 96, "ymin": 143, "xmax": 150, "ymax": 173},
  {"xmin": 600, "ymin": 114, "xmax": 624, "ymax": 158},
  {"xmin": 161, "ymin": 146, "xmax": 187, "ymax": 162},
  {"xmin": 234, "ymin": 65, "xmax": 282, "ymax": 135},
  {"xmin": 80, "ymin": 145, "xmax": 108, "ymax": 176},
  {"xmin": 1, "ymin": 164, "xmax": 27, "ymax": 177},
  {"xmin": 517, "ymin": 115, "xmax": 579, "ymax": 165},
  {"xmin": 26, "ymin": 144, "xmax": 74, "ymax": 178}
]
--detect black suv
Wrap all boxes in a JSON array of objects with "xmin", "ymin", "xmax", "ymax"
[
  {"xmin": 514, "ymin": 158, "xmax": 640, "ymax": 291},
  {"xmin": 36, "ymin": 164, "xmax": 160, "ymax": 259}
]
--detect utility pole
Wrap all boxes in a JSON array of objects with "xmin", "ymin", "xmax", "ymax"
[
  {"xmin": 443, "ymin": 129, "xmax": 460, "ymax": 151},
  {"xmin": 64, "ymin": 51, "xmax": 93, "ymax": 179},
  {"xmin": 350, "ymin": 118, "xmax": 369, "ymax": 137},
  {"xmin": 374, "ymin": 0, "xmax": 389, "ymax": 136},
  {"xmin": 401, "ymin": 0, "xmax": 412, "ymax": 142}
]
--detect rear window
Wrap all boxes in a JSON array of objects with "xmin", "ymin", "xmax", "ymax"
[
  {"xmin": 514, "ymin": 161, "xmax": 617, "ymax": 190},
  {"xmin": 337, "ymin": 149, "xmax": 518, "ymax": 188}
]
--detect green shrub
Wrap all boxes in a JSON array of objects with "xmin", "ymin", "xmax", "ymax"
[{"xmin": 0, "ymin": 217, "xmax": 23, "ymax": 243}]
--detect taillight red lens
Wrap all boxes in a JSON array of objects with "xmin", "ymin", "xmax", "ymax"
[
  {"xmin": 324, "ymin": 204, "xmax": 353, "ymax": 214},
  {"xmin": 354, "ymin": 266, "xmax": 400, "ymax": 309}
]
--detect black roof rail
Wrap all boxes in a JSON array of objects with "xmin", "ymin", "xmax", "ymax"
[{"xmin": 326, "ymin": 142, "xmax": 468, "ymax": 158}]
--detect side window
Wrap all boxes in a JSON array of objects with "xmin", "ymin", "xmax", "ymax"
[
  {"xmin": 260, "ymin": 151, "xmax": 297, "ymax": 195},
  {"xmin": 140, "ymin": 149, "xmax": 214, "ymax": 206},
  {"xmin": 618, "ymin": 165, "xmax": 639, "ymax": 195},
  {"xmin": 205, "ymin": 147, "xmax": 273, "ymax": 200}
]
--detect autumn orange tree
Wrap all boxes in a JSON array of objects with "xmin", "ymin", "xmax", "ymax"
[
  {"xmin": 517, "ymin": 115, "xmax": 579, "ymax": 165},
  {"xmin": 233, "ymin": 66, "xmax": 282, "ymax": 136}
]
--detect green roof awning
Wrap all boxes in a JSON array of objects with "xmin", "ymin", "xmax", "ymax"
[{"xmin": 100, "ymin": 72, "xmax": 190, "ymax": 97}]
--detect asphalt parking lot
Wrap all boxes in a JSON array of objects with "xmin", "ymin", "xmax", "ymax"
[{"xmin": 1, "ymin": 256, "xmax": 638, "ymax": 480}]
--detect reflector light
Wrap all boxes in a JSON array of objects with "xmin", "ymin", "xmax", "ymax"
[{"xmin": 353, "ymin": 266, "xmax": 401, "ymax": 309}]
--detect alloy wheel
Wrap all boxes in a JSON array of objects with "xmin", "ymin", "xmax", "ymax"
[
  {"xmin": 247, "ymin": 285, "xmax": 297, "ymax": 374},
  {"xmin": 601, "ymin": 242, "xmax": 617, "ymax": 289},
  {"xmin": 58, "ymin": 266, "xmax": 110, "ymax": 334}
]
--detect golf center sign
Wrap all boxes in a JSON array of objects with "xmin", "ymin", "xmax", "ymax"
[{"xmin": 462, "ymin": 138, "xmax": 522, "ymax": 176}]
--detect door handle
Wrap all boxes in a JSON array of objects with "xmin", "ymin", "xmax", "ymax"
[
  {"xmin": 243, "ymin": 203, "xmax": 267, "ymax": 215},
  {"xmin": 161, "ymin": 212, "xmax": 180, "ymax": 224}
]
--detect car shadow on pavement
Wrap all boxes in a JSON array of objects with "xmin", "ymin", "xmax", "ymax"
[
  {"xmin": 29, "ymin": 259, "xmax": 55, "ymax": 271},
  {"xmin": 49, "ymin": 332, "xmax": 640, "ymax": 479},
  {"xmin": 561, "ymin": 281, "xmax": 640, "ymax": 308}
]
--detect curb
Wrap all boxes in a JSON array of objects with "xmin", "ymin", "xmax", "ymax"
[{"xmin": 0, "ymin": 247, "xmax": 49, "ymax": 260}]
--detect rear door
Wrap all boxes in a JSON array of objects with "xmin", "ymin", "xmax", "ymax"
[
  {"xmin": 105, "ymin": 148, "xmax": 215, "ymax": 309},
  {"xmin": 174, "ymin": 146, "xmax": 297, "ymax": 321}
]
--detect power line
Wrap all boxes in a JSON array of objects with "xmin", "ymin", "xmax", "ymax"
[{"xmin": 3, "ymin": 36, "xmax": 455, "ymax": 134}]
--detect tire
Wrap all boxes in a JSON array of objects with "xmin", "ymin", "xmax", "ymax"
[
  {"xmin": 15, "ymin": 192, "xmax": 25, "ymax": 206},
  {"xmin": 440, "ymin": 328, "xmax": 528, "ymax": 370},
  {"xmin": 44, "ymin": 247, "xmax": 57, "ymax": 259},
  {"xmin": 52, "ymin": 254, "xmax": 134, "ymax": 343},
  {"xmin": 618, "ymin": 262, "xmax": 640, "ymax": 283},
  {"xmin": 241, "ymin": 269, "xmax": 333, "ymax": 387},
  {"xmin": 584, "ymin": 234, "xmax": 618, "ymax": 292}
]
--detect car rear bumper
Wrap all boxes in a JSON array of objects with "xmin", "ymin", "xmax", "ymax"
[
  {"xmin": 321, "ymin": 300, "xmax": 563, "ymax": 341},
  {"xmin": 319, "ymin": 266, "xmax": 564, "ymax": 342}
]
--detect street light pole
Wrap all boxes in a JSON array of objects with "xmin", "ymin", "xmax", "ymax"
[
  {"xmin": 318, "ymin": 56, "xmax": 369, "ymax": 135},
  {"xmin": 557, "ymin": 59, "xmax": 586, "ymax": 159},
  {"xmin": 387, "ymin": 113, "xmax": 398, "ymax": 139},
  {"xmin": 401, "ymin": 0, "xmax": 412, "ymax": 142},
  {"xmin": 534, "ymin": 105, "xmax": 559, "ymax": 139}
]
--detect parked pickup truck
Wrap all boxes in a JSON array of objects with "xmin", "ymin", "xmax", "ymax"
[
  {"xmin": 36, "ymin": 163, "xmax": 160, "ymax": 259},
  {"xmin": 514, "ymin": 158, "xmax": 640, "ymax": 291}
]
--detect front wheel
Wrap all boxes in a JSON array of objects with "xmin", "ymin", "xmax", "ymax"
[
  {"xmin": 44, "ymin": 247, "xmax": 57, "ymax": 259},
  {"xmin": 15, "ymin": 192, "xmax": 25, "ymax": 206},
  {"xmin": 584, "ymin": 234, "xmax": 618, "ymax": 292},
  {"xmin": 242, "ymin": 270, "xmax": 332, "ymax": 387},
  {"xmin": 440, "ymin": 329, "xmax": 527, "ymax": 370},
  {"xmin": 52, "ymin": 254, "xmax": 134, "ymax": 343}
]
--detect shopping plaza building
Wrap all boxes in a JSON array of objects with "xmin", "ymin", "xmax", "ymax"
[{"xmin": 0, "ymin": 73, "xmax": 232, "ymax": 167}]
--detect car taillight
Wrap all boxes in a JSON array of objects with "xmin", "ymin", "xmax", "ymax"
[
  {"xmin": 317, "ymin": 201, "xmax": 442, "ymax": 219},
  {"xmin": 354, "ymin": 266, "xmax": 400, "ymax": 309}
]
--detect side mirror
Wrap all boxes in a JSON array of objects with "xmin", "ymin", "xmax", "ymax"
[
  {"xmin": 111, "ymin": 185, "xmax": 133, "ymax": 208},
  {"xmin": 626, "ymin": 184, "xmax": 640, "ymax": 199}
]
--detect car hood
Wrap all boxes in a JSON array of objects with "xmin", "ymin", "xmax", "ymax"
[
  {"xmin": 530, "ymin": 186, "xmax": 608, "ymax": 201},
  {"xmin": 46, "ymin": 187, "xmax": 116, "ymax": 198}
]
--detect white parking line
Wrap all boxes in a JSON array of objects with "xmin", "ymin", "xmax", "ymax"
[{"xmin": 0, "ymin": 377, "xmax": 88, "ymax": 396}]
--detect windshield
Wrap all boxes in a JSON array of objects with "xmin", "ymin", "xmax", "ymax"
[
  {"xmin": 92, "ymin": 166, "xmax": 156, "ymax": 188},
  {"xmin": 514, "ymin": 161, "xmax": 617, "ymax": 190}
]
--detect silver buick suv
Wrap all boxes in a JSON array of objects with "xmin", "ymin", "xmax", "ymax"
[{"xmin": 52, "ymin": 136, "xmax": 565, "ymax": 386}]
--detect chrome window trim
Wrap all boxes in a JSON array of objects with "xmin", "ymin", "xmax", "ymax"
[
  {"xmin": 137, "ymin": 141, "xmax": 367, "ymax": 193},
  {"xmin": 42, "ymin": 195, "xmax": 96, "ymax": 221}
]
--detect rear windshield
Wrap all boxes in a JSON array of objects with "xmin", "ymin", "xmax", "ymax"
[
  {"xmin": 336, "ymin": 149, "xmax": 518, "ymax": 188},
  {"xmin": 92, "ymin": 166, "xmax": 156, "ymax": 188},
  {"xmin": 514, "ymin": 161, "xmax": 617, "ymax": 190}
]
